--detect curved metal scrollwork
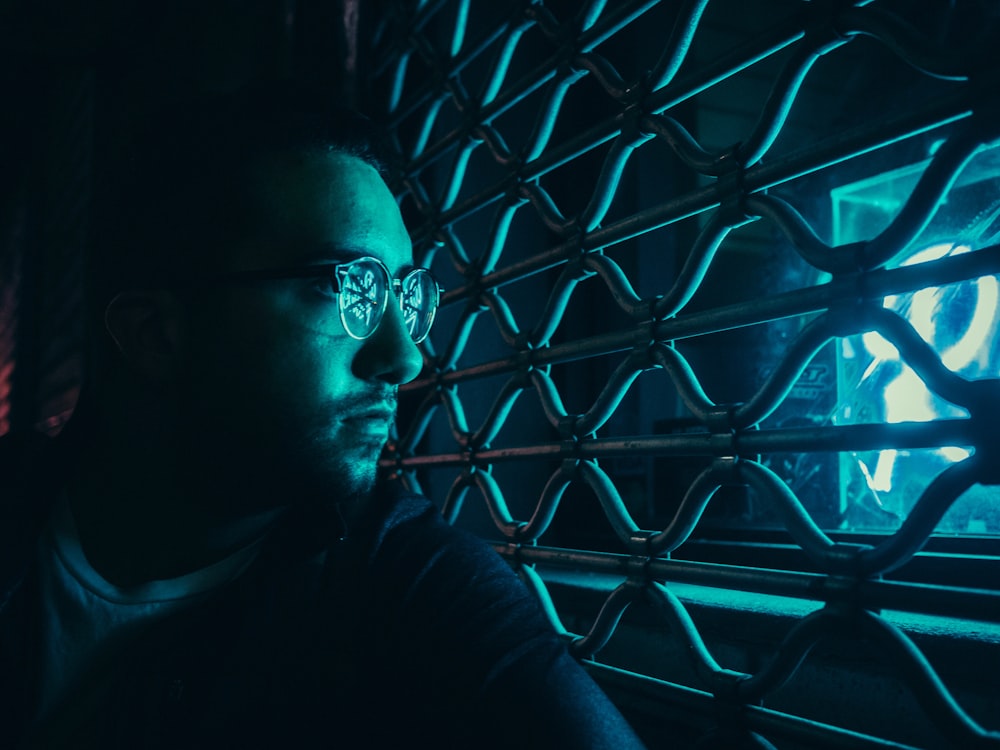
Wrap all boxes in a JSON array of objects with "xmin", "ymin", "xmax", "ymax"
[{"xmin": 372, "ymin": 1, "xmax": 1000, "ymax": 747}]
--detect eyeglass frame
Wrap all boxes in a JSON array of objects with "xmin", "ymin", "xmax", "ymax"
[{"xmin": 186, "ymin": 255, "xmax": 442, "ymax": 344}]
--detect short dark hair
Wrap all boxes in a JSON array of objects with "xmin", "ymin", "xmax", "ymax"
[
  {"xmin": 85, "ymin": 81, "xmax": 389, "ymax": 375},
  {"xmin": 89, "ymin": 82, "xmax": 387, "ymax": 302}
]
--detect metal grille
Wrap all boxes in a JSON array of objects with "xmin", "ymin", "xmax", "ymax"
[{"xmin": 366, "ymin": 1, "xmax": 1000, "ymax": 747}]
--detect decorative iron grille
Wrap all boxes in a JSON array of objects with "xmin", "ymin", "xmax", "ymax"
[{"xmin": 366, "ymin": 1, "xmax": 1000, "ymax": 747}]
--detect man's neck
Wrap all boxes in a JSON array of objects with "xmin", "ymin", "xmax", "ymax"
[{"xmin": 66, "ymin": 415, "xmax": 285, "ymax": 589}]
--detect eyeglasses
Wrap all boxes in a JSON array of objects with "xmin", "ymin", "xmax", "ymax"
[{"xmin": 201, "ymin": 256, "xmax": 441, "ymax": 344}]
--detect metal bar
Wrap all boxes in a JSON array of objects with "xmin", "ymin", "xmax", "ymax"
[
  {"xmin": 494, "ymin": 545, "xmax": 1000, "ymax": 624},
  {"xmin": 433, "ymin": 84, "xmax": 975, "ymax": 307},
  {"xmin": 382, "ymin": 418, "xmax": 978, "ymax": 470},
  {"xmin": 411, "ymin": 244, "xmax": 1000, "ymax": 392},
  {"xmin": 402, "ymin": 3, "xmax": 808, "ymax": 224},
  {"xmin": 589, "ymin": 663, "xmax": 927, "ymax": 750},
  {"xmin": 397, "ymin": 0, "xmax": 663, "ymax": 175}
]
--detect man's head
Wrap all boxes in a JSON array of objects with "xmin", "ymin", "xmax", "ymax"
[{"xmin": 84, "ymin": 85, "xmax": 426, "ymax": 515}]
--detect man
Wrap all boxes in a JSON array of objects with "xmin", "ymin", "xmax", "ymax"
[{"xmin": 0, "ymin": 86, "xmax": 647, "ymax": 748}]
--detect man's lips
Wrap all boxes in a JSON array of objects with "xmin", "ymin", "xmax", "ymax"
[{"xmin": 340, "ymin": 405, "xmax": 395, "ymax": 433}]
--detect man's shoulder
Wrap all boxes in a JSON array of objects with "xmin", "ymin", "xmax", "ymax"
[
  {"xmin": 369, "ymin": 480, "xmax": 496, "ymax": 557},
  {"xmin": 364, "ymin": 479, "xmax": 533, "ymax": 609}
]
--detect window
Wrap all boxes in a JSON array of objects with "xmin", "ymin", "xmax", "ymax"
[{"xmin": 364, "ymin": 1, "xmax": 1000, "ymax": 747}]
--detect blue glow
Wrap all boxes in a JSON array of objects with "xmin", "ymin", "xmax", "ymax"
[{"xmin": 857, "ymin": 244, "xmax": 999, "ymax": 492}]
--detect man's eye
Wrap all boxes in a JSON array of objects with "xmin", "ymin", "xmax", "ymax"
[{"xmin": 312, "ymin": 275, "xmax": 338, "ymax": 298}]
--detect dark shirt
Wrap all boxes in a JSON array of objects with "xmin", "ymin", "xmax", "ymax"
[{"xmin": 0, "ymin": 432, "xmax": 646, "ymax": 749}]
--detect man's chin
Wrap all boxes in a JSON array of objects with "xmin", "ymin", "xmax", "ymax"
[
  {"xmin": 260, "ymin": 453, "xmax": 377, "ymax": 538},
  {"xmin": 194, "ymin": 424, "xmax": 384, "ymax": 510},
  {"xmin": 304, "ymin": 442, "xmax": 381, "ymax": 502}
]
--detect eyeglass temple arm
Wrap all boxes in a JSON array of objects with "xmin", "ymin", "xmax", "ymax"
[{"xmin": 191, "ymin": 264, "xmax": 345, "ymax": 288}]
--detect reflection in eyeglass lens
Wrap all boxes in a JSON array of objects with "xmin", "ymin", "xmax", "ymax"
[
  {"xmin": 342, "ymin": 267, "xmax": 382, "ymax": 334},
  {"xmin": 402, "ymin": 276, "xmax": 424, "ymax": 336}
]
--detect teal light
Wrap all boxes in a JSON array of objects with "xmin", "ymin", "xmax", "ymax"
[{"xmin": 829, "ymin": 142, "xmax": 1000, "ymax": 534}]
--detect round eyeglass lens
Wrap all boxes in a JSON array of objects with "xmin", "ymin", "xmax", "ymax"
[
  {"xmin": 339, "ymin": 260, "xmax": 389, "ymax": 339},
  {"xmin": 400, "ymin": 269, "xmax": 439, "ymax": 343}
]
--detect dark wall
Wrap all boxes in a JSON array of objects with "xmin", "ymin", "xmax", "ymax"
[{"xmin": 0, "ymin": 0, "xmax": 359, "ymax": 437}]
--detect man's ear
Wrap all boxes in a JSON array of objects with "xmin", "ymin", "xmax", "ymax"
[{"xmin": 103, "ymin": 290, "xmax": 186, "ymax": 383}]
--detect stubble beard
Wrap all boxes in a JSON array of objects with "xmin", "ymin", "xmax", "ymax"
[
  {"xmin": 176, "ymin": 370, "xmax": 396, "ymax": 537},
  {"xmin": 296, "ymin": 422, "xmax": 385, "ymax": 524},
  {"xmin": 182, "ymin": 408, "xmax": 385, "ymax": 526}
]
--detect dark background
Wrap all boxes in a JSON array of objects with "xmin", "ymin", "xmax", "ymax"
[{"xmin": 0, "ymin": 0, "xmax": 364, "ymax": 437}]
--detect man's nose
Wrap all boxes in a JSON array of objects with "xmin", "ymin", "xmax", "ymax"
[{"xmin": 352, "ymin": 296, "xmax": 425, "ymax": 385}]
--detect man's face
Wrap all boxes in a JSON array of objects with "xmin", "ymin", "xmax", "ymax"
[{"xmin": 178, "ymin": 150, "xmax": 424, "ymax": 512}]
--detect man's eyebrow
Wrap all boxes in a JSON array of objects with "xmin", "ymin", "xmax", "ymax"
[
  {"xmin": 293, "ymin": 246, "xmax": 369, "ymax": 265},
  {"xmin": 292, "ymin": 245, "xmax": 418, "ymax": 274}
]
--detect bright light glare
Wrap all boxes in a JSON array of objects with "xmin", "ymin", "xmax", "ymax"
[{"xmin": 859, "ymin": 243, "xmax": 991, "ymax": 493}]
